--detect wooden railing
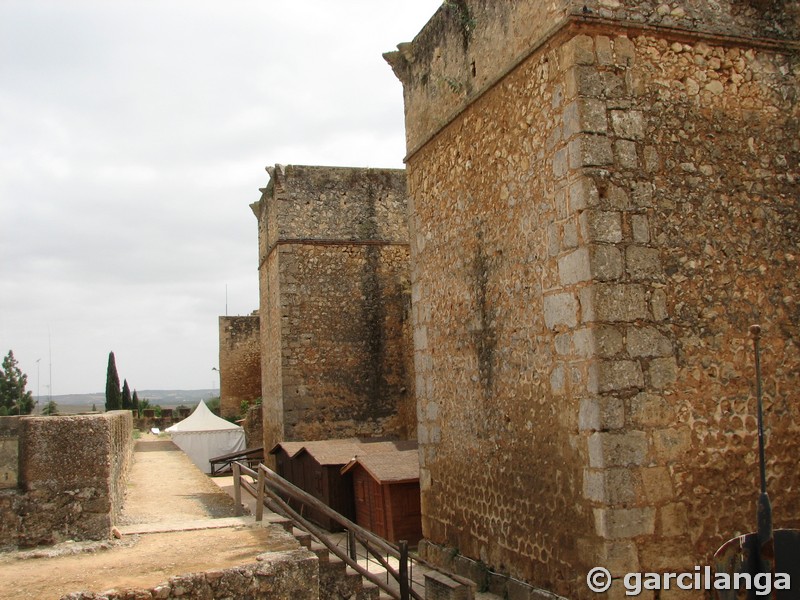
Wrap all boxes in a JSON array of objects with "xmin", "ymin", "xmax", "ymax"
[
  {"xmin": 209, "ymin": 447, "xmax": 263, "ymax": 476},
  {"xmin": 232, "ymin": 461, "xmax": 421, "ymax": 600}
]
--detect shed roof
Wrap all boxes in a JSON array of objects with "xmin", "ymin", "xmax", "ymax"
[
  {"xmin": 341, "ymin": 449, "xmax": 420, "ymax": 484},
  {"xmin": 268, "ymin": 438, "xmax": 418, "ymax": 466},
  {"xmin": 269, "ymin": 441, "xmax": 309, "ymax": 459}
]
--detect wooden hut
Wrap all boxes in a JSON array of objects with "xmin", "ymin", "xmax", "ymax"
[
  {"xmin": 269, "ymin": 439, "xmax": 363, "ymax": 531},
  {"xmin": 341, "ymin": 449, "xmax": 422, "ymax": 545}
]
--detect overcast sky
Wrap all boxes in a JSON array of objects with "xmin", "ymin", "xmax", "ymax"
[{"xmin": 0, "ymin": 1, "xmax": 440, "ymax": 397}]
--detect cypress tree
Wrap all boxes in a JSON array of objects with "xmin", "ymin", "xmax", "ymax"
[
  {"xmin": 105, "ymin": 352, "xmax": 121, "ymax": 411},
  {"xmin": 122, "ymin": 379, "xmax": 132, "ymax": 410},
  {"xmin": 132, "ymin": 389, "xmax": 140, "ymax": 416}
]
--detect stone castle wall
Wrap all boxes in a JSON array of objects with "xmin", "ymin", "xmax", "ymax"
[
  {"xmin": 252, "ymin": 165, "xmax": 415, "ymax": 454},
  {"xmin": 219, "ymin": 314, "xmax": 262, "ymax": 419},
  {"xmin": 389, "ymin": 2, "xmax": 799, "ymax": 597},
  {"xmin": 0, "ymin": 411, "xmax": 134, "ymax": 549}
]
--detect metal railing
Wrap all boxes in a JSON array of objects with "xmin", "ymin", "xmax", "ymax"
[{"xmin": 232, "ymin": 461, "xmax": 422, "ymax": 600}]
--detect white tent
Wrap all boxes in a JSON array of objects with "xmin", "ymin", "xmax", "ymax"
[{"xmin": 165, "ymin": 400, "xmax": 246, "ymax": 473}]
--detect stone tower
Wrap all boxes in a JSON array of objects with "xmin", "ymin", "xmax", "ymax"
[
  {"xmin": 387, "ymin": 1, "xmax": 799, "ymax": 597},
  {"xmin": 251, "ymin": 165, "xmax": 415, "ymax": 456},
  {"xmin": 218, "ymin": 314, "xmax": 261, "ymax": 419}
]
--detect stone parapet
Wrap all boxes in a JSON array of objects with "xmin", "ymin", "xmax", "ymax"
[{"xmin": 0, "ymin": 411, "xmax": 134, "ymax": 549}]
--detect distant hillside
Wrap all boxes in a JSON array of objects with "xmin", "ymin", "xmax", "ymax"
[{"xmin": 35, "ymin": 389, "xmax": 218, "ymax": 413}]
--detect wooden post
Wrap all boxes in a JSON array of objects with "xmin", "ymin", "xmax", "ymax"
[
  {"xmin": 256, "ymin": 466, "xmax": 265, "ymax": 522},
  {"xmin": 399, "ymin": 540, "xmax": 409, "ymax": 600},
  {"xmin": 232, "ymin": 462, "xmax": 243, "ymax": 516},
  {"xmin": 348, "ymin": 529, "xmax": 357, "ymax": 561}
]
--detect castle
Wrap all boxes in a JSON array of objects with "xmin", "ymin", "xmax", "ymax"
[{"xmin": 219, "ymin": 2, "xmax": 799, "ymax": 597}]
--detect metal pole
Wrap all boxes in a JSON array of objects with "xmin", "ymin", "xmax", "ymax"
[{"xmin": 750, "ymin": 324, "xmax": 774, "ymax": 578}]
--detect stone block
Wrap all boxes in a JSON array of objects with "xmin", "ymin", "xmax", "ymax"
[
  {"xmin": 626, "ymin": 246, "xmax": 663, "ymax": 280},
  {"xmin": 615, "ymin": 140, "xmax": 639, "ymax": 169},
  {"xmin": 640, "ymin": 466, "xmax": 675, "ymax": 504},
  {"xmin": 613, "ymin": 37, "xmax": 636, "ymax": 66},
  {"xmin": 558, "ymin": 247, "xmax": 591, "ymax": 285},
  {"xmin": 631, "ymin": 182, "xmax": 655, "ymax": 207},
  {"xmin": 628, "ymin": 393, "xmax": 675, "ymax": 427},
  {"xmin": 631, "ymin": 214, "xmax": 650, "ymax": 243},
  {"xmin": 562, "ymin": 34, "xmax": 596, "ymax": 67},
  {"xmin": 610, "ymin": 110, "xmax": 645, "ymax": 139},
  {"xmin": 648, "ymin": 357, "xmax": 678, "ymax": 389},
  {"xmin": 594, "ymin": 507, "xmax": 655, "ymax": 539},
  {"xmin": 596, "ymin": 36, "xmax": 614, "ymax": 66},
  {"xmin": 597, "ymin": 540, "xmax": 640, "ymax": 575},
  {"xmin": 581, "ymin": 284, "xmax": 649, "ymax": 323},
  {"xmin": 543, "ymin": 292, "xmax": 579, "ymax": 329},
  {"xmin": 569, "ymin": 136, "xmax": 614, "ymax": 168},
  {"xmin": 584, "ymin": 468, "xmax": 639, "ymax": 505},
  {"xmin": 580, "ymin": 210, "xmax": 623, "ymax": 244},
  {"xmin": 589, "ymin": 325, "xmax": 625, "ymax": 357},
  {"xmin": 626, "ymin": 326, "xmax": 672, "ymax": 357},
  {"xmin": 659, "ymin": 502, "xmax": 689, "ymax": 537},
  {"xmin": 590, "ymin": 244, "xmax": 623, "ymax": 281},
  {"xmin": 414, "ymin": 326, "xmax": 429, "ymax": 351},
  {"xmin": 554, "ymin": 332, "xmax": 572, "ymax": 356},
  {"xmin": 589, "ymin": 360, "xmax": 644, "ymax": 393},
  {"xmin": 553, "ymin": 146, "xmax": 569, "ymax": 179},
  {"xmin": 550, "ymin": 364, "xmax": 566, "ymax": 395},
  {"xmin": 638, "ymin": 539, "xmax": 695, "ymax": 572},
  {"xmin": 565, "ymin": 66, "xmax": 599, "ymax": 99},
  {"xmin": 569, "ymin": 177, "xmax": 599, "ymax": 211},
  {"xmin": 547, "ymin": 223, "xmax": 561, "ymax": 257},
  {"xmin": 579, "ymin": 396, "xmax": 625, "ymax": 431},
  {"xmin": 572, "ymin": 327, "xmax": 595, "ymax": 357},
  {"xmin": 652, "ymin": 427, "xmax": 691, "ymax": 461},
  {"xmin": 564, "ymin": 98, "xmax": 608, "ymax": 137},
  {"xmin": 588, "ymin": 431, "xmax": 648, "ymax": 468},
  {"xmin": 562, "ymin": 220, "xmax": 579, "ymax": 249},
  {"xmin": 425, "ymin": 570, "xmax": 473, "ymax": 600},
  {"xmin": 650, "ymin": 289, "xmax": 668, "ymax": 321}
]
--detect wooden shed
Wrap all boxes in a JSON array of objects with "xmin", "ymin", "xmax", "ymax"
[
  {"xmin": 341, "ymin": 449, "xmax": 422, "ymax": 545},
  {"xmin": 269, "ymin": 438, "xmax": 363, "ymax": 531}
]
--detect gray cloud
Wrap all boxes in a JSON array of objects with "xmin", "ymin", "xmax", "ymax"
[{"xmin": 0, "ymin": 0, "xmax": 438, "ymax": 395}]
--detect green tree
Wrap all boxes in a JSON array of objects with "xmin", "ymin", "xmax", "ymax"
[
  {"xmin": 138, "ymin": 397, "xmax": 151, "ymax": 414},
  {"xmin": 206, "ymin": 396, "xmax": 221, "ymax": 415},
  {"xmin": 105, "ymin": 352, "xmax": 121, "ymax": 411},
  {"xmin": 0, "ymin": 350, "xmax": 35, "ymax": 415},
  {"xmin": 41, "ymin": 400, "xmax": 59, "ymax": 416},
  {"xmin": 121, "ymin": 379, "xmax": 132, "ymax": 410},
  {"xmin": 132, "ymin": 390, "xmax": 140, "ymax": 415}
]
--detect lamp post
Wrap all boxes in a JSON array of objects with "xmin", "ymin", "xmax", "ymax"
[{"xmin": 35, "ymin": 358, "xmax": 41, "ymax": 415}]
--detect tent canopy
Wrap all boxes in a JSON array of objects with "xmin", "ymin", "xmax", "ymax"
[{"xmin": 166, "ymin": 400, "xmax": 245, "ymax": 473}]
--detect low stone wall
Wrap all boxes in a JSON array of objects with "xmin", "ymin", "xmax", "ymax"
[
  {"xmin": 243, "ymin": 404, "xmax": 263, "ymax": 449},
  {"xmin": 60, "ymin": 548, "xmax": 319, "ymax": 600},
  {"xmin": 0, "ymin": 416, "xmax": 21, "ymax": 490},
  {"xmin": 0, "ymin": 411, "xmax": 134, "ymax": 549}
]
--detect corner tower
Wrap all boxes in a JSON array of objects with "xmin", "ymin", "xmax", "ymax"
[
  {"xmin": 251, "ymin": 165, "xmax": 415, "ymax": 455},
  {"xmin": 387, "ymin": 2, "xmax": 800, "ymax": 596}
]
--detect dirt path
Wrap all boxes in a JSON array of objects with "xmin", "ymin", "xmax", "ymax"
[{"xmin": 0, "ymin": 436, "xmax": 297, "ymax": 600}]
